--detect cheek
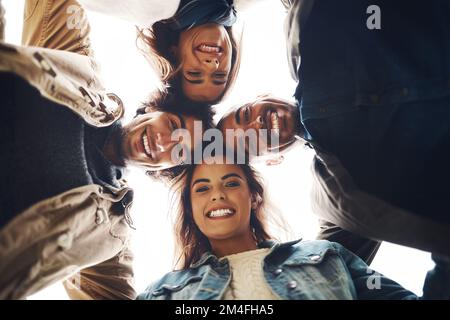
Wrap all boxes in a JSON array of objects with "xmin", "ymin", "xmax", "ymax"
[{"xmin": 190, "ymin": 195, "xmax": 205, "ymax": 225}]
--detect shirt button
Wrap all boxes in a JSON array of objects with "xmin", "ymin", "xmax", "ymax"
[
  {"xmin": 310, "ymin": 255, "xmax": 321, "ymax": 261},
  {"xmin": 273, "ymin": 268, "xmax": 283, "ymax": 276},
  {"xmin": 57, "ymin": 233, "xmax": 73, "ymax": 250},
  {"xmin": 287, "ymin": 281, "xmax": 297, "ymax": 290}
]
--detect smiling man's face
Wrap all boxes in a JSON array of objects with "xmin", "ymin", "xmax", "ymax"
[
  {"xmin": 219, "ymin": 97, "xmax": 300, "ymax": 156},
  {"xmin": 121, "ymin": 111, "xmax": 197, "ymax": 170}
]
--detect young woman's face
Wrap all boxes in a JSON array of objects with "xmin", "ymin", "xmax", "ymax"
[
  {"xmin": 190, "ymin": 164, "xmax": 252, "ymax": 242},
  {"xmin": 176, "ymin": 23, "xmax": 232, "ymax": 103}
]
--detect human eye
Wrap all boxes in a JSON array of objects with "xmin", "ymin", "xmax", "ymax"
[
  {"xmin": 225, "ymin": 180, "xmax": 241, "ymax": 188},
  {"xmin": 213, "ymin": 72, "xmax": 227, "ymax": 79},
  {"xmin": 187, "ymin": 70, "xmax": 202, "ymax": 77},
  {"xmin": 244, "ymin": 106, "xmax": 251, "ymax": 123},
  {"xmin": 195, "ymin": 185, "xmax": 209, "ymax": 193}
]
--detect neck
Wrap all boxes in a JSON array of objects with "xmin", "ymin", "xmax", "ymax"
[
  {"xmin": 210, "ymin": 231, "xmax": 258, "ymax": 258},
  {"xmin": 102, "ymin": 129, "xmax": 125, "ymax": 166}
]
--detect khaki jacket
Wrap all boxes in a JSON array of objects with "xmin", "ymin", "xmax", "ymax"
[{"xmin": 0, "ymin": 0, "xmax": 134, "ymax": 299}]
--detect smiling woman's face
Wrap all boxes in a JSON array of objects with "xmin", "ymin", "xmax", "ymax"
[
  {"xmin": 190, "ymin": 163, "xmax": 252, "ymax": 242},
  {"xmin": 176, "ymin": 23, "xmax": 232, "ymax": 103}
]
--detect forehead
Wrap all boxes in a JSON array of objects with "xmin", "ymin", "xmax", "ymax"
[
  {"xmin": 192, "ymin": 163, "xmax": 245, "ymax": 179},
  {"xmin": 182, "ymin": 81, "xmax": 225, "ymax": 102}
]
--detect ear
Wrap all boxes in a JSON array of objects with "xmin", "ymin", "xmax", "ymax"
[
  {"xmin": 265, "ymin": 155, "xmax": 284, "ymax": 166},
  {"xmin": 251, "ymin": 194, "xmax": 261, "ymax": 209}
]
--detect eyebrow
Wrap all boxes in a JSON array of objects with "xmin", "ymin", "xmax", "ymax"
[
  {"xmin": 192, "ymin": 178, "xmax": 210, "ymax": 187},
  {"xmin": 191, "ymin": 173, "xmax": 243, "ymax": 187},
  {"xmin": 212, "ymin": 80, "xmax": 227, "ymax": 86},
  {"xmin": 222, "ymin": 173, "xmax": 243, "ymax": 180},
  {"xmin": 234, "ymin": 106, "xmax": 242, "ymax": 125},
  {"xmin": 184, "ymin": 76, "xmax": 226, "ymax": 86}
]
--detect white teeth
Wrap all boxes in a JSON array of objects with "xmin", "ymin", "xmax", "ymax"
[
  {"xmin": 142, "ymin": 132, "xmax": 152, "ymax": 156},
  {"xmin": 199, "ymin": 44, "xmax": 220, "ymax": 53},
  {"xmin": 208, "ymin": 208, "xmax": 234, "ymax": 218},
  {"xmin": 271, "ymin": 112, "xmax": 280, "ymax": 132}
]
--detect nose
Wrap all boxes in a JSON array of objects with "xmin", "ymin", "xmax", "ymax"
[
  {"xmin": 155, "ymin": 132, "xmax": 177, "ymax": 152},
  {"xmin": 203, "ymin": 58, "xmax": 219, "ymax": 71},
  {"xmin": 211, "ymin": 187, "xmax": 226, "ymax": 202}
]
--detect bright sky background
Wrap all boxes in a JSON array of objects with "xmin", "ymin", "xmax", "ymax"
[{"xmin": 3, "ymin": 0, "xmax": 434, "ymax": 299}]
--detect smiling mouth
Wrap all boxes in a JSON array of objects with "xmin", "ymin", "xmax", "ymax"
[
  {"xmin": 264, "ymin": 111, "xmax": 281, "ymax": 133},
  {"xmin": 197, "ymin": 44, "xmax": 223, "ymax": 54},
  {"xmin": 206, "ymin": 208, "xmax": 236, "ymax": 218},
  {"xmin": 141, "ymin": 129, "xmax": 153, "ymax": 159}
]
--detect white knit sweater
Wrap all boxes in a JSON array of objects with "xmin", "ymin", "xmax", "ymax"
[{"xmin": 221, "ymin": 248, "xmax": 280, "ymax": 300}]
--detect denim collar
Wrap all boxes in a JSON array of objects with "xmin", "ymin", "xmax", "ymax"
[{"xmin": 190, "ymin": 238, "xmax": 303, "ymax": 268}]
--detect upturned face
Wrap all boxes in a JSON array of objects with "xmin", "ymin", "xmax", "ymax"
[{"xmin": 176, "ymin": 23, "xmax": 233, "ymax": 103}]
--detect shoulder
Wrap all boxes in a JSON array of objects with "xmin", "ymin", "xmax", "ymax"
[
  {"xmin": 276, "ymin": 239, "xmax": 346, "ymax": 265},
  {"xmin": 136, "ymin": 267, "xmax": 205, "ymax": 300}
]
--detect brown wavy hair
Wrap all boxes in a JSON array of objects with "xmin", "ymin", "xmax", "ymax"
[
  {"xmin": 137, "ymin": 22, "xmax": 242, "ymax": 104},
  {"xmin": 169, "ymin": 161, "xmax": 273, "ymax": 270}
]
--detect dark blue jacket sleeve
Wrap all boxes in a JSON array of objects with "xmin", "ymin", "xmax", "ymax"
[{"xmin": 333, "ymin": 242, "xmax": 450, "ymax": 299}]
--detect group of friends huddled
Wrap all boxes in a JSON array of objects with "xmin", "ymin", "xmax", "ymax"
[{"xmin": 1, "ymin": 0, "xmax": 450, "ymax": 300}]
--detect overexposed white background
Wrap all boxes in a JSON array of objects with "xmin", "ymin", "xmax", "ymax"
[{"xmin": 3, "ymin": 0, "xmax": 433, "ymax": 299}]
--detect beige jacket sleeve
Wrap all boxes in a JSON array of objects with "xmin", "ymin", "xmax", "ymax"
[
  {"xmin": 0, "ymin": 0, "xmax": 5, "ymax": 41},
  {"xmin": 63, "ymin": 241, "xmax": 136, "ymax": 300},
  {"xmin": 22, "ymin": 0, "xmax": 93, "ymax": 56}
]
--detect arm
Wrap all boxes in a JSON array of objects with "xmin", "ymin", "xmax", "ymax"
[
  {"xmin": 63, "ymin": 241, "xmax": 136, "ymax": 300},
  {"xmin": 317, "ymin": 219, "xmax": 381, "ymax": 265},
  {"xmin": 335, "ymin": 242, "xmax": 450, "ymax": 300},
  {"xmin": 283, "ymin": 0, "xmax": 315, "ymax": 81},
  {"xmin": 22, "ymin": 0, "xmax": 93, "ymax": 56},
  {"xmin": 311, "ymin": 149, "xmax": 450, "ymax": 258},
  {"xmin": 77, "ymin": 0, "xmax": 180, "ymax": 27},
  {"xmin": 0, "ymin": 0, "xmax": 5, "ymax": 41}
]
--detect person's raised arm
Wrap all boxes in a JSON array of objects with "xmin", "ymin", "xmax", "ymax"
[
  {"xmin": 335, "ymin": 242, "xmax": 450, "ymax": 300},
  {"xmin": 0, "ymin": 0, "xmax": 5, "ymax": 41},
  {"xmin": 22, "ymin": 0, "xmax": 93, "ymax": 56}
]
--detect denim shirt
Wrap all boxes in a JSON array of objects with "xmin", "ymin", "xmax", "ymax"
[
  {"xmin": 284, "ymin": 0, "xmax": 450, "ymax": 122},
  {"xmin": 137, "ymin": 240, "xmax": 425, "ymax": 300}
]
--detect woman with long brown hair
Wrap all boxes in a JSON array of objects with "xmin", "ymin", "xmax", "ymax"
[
  {"xmin": 78, "ymin": 0, "xmax": 243, "ymax": 105},
  {"xmin": 137, "ymin": 158, "xmax": 449, "ymax": 300}
]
